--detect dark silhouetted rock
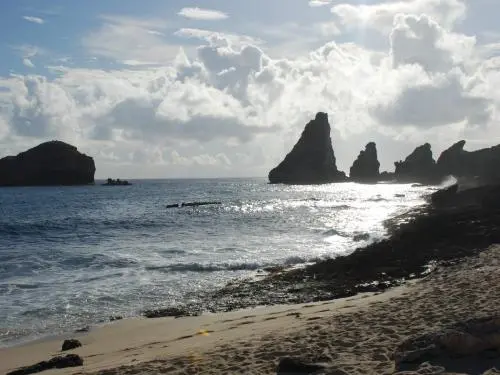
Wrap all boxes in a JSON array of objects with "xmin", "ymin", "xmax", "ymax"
[
  {"xmin": 0, "ymin": 141, "xmax": 95, "ymax": 186},
  {"xmin": 276, "ymin": 358, "xmax": 326, "ymax": 374},
  {"xmin": 436, "ymin": 140, "xmax": 500, "ymax": 184},
  {"xmin": 102, "ymin": 178, "xmax": 131, "ymax": 186},
  {"xmin": 349, "ymin": 142, "xmax": 380, "ymax": 182},
  {"xmin": 269, "ymin": 113, "xmax": 346, "ymax": 184},
  {"xmin": 61, "ymin": 339, "xmax": 82, "ymax": 351},
  {"xmin": 394, "ymin": 143, "xmax": 438, "ymax": 183},
  {"xmin": 379, "ymin": 171, "xmax": 395, "ymax": 181},
  {"xmin": 6, "ymin": 354, "xmax": 83, "ymax": 375}
]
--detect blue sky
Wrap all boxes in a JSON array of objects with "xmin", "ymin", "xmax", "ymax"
[{"xmin": 1, "ymin": 0, "xmax": 500, "ymax": 178}]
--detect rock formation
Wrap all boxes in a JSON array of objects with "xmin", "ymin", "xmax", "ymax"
[
  {"xmin": 61, "ymin": 339, "xmax": 82, "ymax": 351},
  {"xmin": 268, "ymin": 112, "xmax": 346, "ymax": 184},
  {"xmin": 0, "ymin": 141, "xmax": 95, "ymax": 186},
  {"xmin": 394, "ymin": 315, "xmax": 500, "ymax": 372},
  {"xmin": 436, "ymin": 140, "xmax": 500, "ymax": 184},
  {"xmin": 394, "ymin": 143, "xmax": 437, "ymax": 183},
  {"xmin": 349, "ymin": 142, "xmax": 380, "ymax": 182}
]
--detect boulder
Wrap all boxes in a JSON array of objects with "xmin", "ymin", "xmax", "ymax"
[
  {"xmin": 394, "ymin": 315, "xmax": 500, "ymax": 373},
  {"xmin": 349, "ymin": 142, "xmax": 380, "ymax": 182},
  {"xmin": 269, "ymin": 113, "xmax": 346, "ymax": 184},
  {"xmin": 61, "ymin": 339, "xmax": 82, "ymax": 351},
  {"xmin": 0, "ymin": 141, "xmax": 95, "ymax": 186},
  {"xmin": 436, "ymin": 140, "xmax": 500, "ymax": 184},
  {"xmin": 394, "ymin": 143, "xmax": 438, "ymax": 183}
]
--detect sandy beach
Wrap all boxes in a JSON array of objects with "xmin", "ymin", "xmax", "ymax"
[{"xmin": 1, "ymin": 243, "xmax": 498, "ymax": 375}]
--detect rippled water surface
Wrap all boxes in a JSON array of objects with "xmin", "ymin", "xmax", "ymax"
[{"xmin": 0, "ymin": 178, "xmax": 429, "ymax": 346}]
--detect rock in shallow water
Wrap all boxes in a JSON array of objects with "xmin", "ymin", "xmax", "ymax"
[{"xmin": 6, "ymin": 354, "xmax": 83, "ymax": 375}]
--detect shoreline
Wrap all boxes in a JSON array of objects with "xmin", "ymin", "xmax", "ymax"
[
  {"xmin": 3, "ymin": 183, "xmax": 500, "ymax": 373},
  {"xmin": 0, "ymin": 184, "xmax": 430, "ymax": 349},
  {"xmin": 1, "ymin": 243, "xmax": 498, "ymax": 374}
]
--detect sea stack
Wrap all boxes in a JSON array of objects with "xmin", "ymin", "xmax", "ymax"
[
  {"xmin": 436, "ymin": 140, "xmax": 500, "ymax": 184},
  {"xmin": 394, "ymin": 143, "xmax": 437, "ymax": 183},
  {"xmin": 0, "ymin": 141, "xmax": 96, "ymax": 186},
  {"xmin": 349, "ymin": 142, "xmax": 380, "ymax": 182},
  {"xmin": 268, "ymin": 112, "xmax": 346, "ymax": 184}
]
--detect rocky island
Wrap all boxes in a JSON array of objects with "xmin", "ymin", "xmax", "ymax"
[
  {"xmin": 0, "ymin": 141, "xmax": 95, "ymax": 186},
  {"xmin": 268, "ymin": 112, "xmax": 347, "ymax": 184}
]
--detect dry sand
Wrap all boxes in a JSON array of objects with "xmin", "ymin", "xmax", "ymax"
[{"xmin": 1, "ymin": 245, "xmax": 499, "ymax": 375}]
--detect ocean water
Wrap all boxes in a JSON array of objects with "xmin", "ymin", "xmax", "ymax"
[{"xmin": 0, "ymin": 178, "xmax": 430, "ymax": 347}]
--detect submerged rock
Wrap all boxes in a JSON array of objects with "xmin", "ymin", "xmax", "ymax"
[
  {"xmin": 0, "ymin": 141, "xmax": 95, "ymax": 186},
  {"xmin": 394, "ymin": 143, "xmax": 437, "ymax": 183},
  {"xmin": 269, "ymin": 112, "xmax": 346, "ymax": 184},
  {"xmin": 349, "ymin": 142, "xmax": 380, "ymax": 182}
]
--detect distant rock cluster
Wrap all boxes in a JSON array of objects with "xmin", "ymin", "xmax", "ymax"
[
  {"xmin": 269, "ymin": 112, "xmax": 500, "ymax": 185},
  {"xmin": 0, "ymin": 141, "xmax": 95, "ymax": 187}
]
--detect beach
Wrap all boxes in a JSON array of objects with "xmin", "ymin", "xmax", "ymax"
[{"xmin": 1, "ymin": 241, "xmax": 498, "ymax": 374}]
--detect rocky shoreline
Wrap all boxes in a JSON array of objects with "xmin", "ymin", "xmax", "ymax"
[{"xmin": 145, "ymin": 183, "xmax": 500, "ymax": 318}]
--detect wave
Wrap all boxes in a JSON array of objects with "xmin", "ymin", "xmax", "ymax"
[
  {"xmin": 146, "ymin": 256, "xmax": 309, "ymax": 273},
  {"xmin": 366, "ymin": 197, "xmax": 388, "ymax": 202}
]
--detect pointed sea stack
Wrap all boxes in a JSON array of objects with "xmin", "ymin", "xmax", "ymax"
[
  {"xmin": 394, "ymin": 143, "xmax": 437, "ymax": 183},
  {"xmin": 349, "ymin": 142, "xmax": 380, "ymax": 182},
  {"xmin": 0, "ymin": 141, "xmax": 96, "ymax": 186},
  {"xmin": 268, "ymin": 112, "xmax": 346, "ymax": 184}
]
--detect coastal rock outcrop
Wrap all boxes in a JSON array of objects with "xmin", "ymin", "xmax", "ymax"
[
  {"xmin": 0, "ymin": 141, "xmax": 95, "ymax": 186},
  {"xmin": 269, "ymin": 112, "xmax": 346, "ymax": 184},
  {"xmin": 394, "ymin": 315, "xmax": 500, "ymax": 372},
  {"xmin": 436, "ymin": 140, "xmax": 500, "ymax": 184},
  {"xmin": 349, "ymin": 142, "xmax": 380, "ymax": 182},
  {"xmin": 394, "ymin": 143, "xmax": 437, "ymax": 183}
]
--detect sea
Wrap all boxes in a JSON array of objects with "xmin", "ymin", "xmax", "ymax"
[{"xmin": 0, "ymin": 178, "xmax": 432, "ymax": 347}]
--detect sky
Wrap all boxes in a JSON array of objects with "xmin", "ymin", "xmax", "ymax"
[{"xmin": 0, "ymin": 0, "xmax": 500, "ymax": 178}]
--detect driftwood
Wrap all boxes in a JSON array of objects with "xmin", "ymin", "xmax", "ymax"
[{"xmin": 166, "ymin": 201, "xmax": 222, "ymax": 209}]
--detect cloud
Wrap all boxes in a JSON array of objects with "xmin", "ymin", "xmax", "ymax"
[
  {"xmin": 371, "ymin": 14, "xmax": 492, "ymax": 128},
  {"xmin": 2, "ymin": 3, "xmax": 500, "ymax": 177},
  {"xmin": 331, "ymin": 0, "xmax": 466, "ymax": 34},
  {"xmin": 178, "ymin": 7, "xmax": 228, "ymax": 21},
  {"xmin": 22, "ymin": 16, "xmax": 45, "ymax": 24},
  {"xmin": 309, "ymin": 0, "xmax": 331, "ymax": 7},
  {"xmin": 175, "ymin": 28, "xmax": 263, "ymax": 48},
  {"xmin": 12, "ymin": 45, "xmax": 44, "ymax": 69},
  {"xmin": 22, "ymin": 59, "xmax": 35, "ymax": 68},
  {"xmin": 82, "ymin": 15, "xmax": 181, "ymax": 65}
]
